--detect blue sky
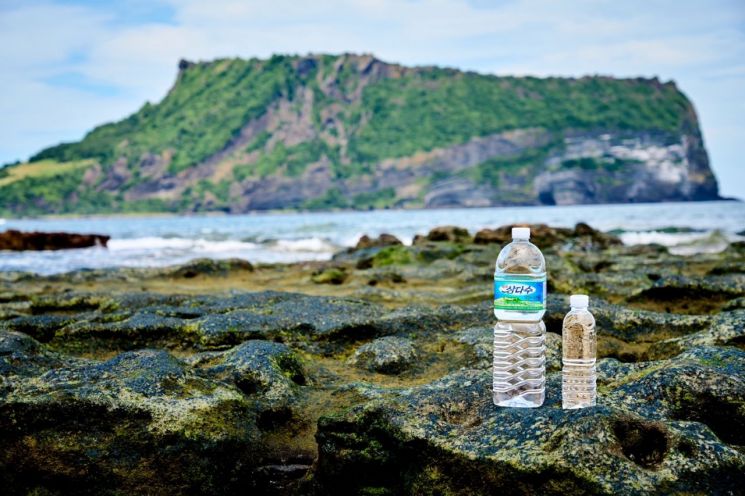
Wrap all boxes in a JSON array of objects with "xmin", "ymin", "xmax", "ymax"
[{"xmin": 1, "ymin": 0, "xmax": 743, "ymax": 198}]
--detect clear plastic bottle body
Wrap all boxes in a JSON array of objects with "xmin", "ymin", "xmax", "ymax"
[
  {"xmin": 493, "ymin": 239, "xmax": 546, "ymax": 322},
  {"xmin": 493, "ymin": 320, "xmax": 546, "ymax": 407},
  {"xmin": 561, "ymin": 307, "xmax": 597, "ymax": 409},
  {"xmin": 493, "ymin": 233, "xmax": 546, "ymax": 408}
]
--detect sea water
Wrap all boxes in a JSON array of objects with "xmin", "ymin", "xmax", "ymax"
[{"xmin": 0, "ymin": 201, "xmax": 741, "ymax": 275}]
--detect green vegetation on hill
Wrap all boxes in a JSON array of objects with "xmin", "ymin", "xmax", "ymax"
[
  {"xmin": 29, "ymin": 56, "xmax": 692, "ymax": 176},
  {"xmin": 0, "ymin": 53, "xmax": 705, "ymax": 216},
  {"xmin": 235, "ymin": 140, "xmax": 340, "ymax": 180},
  {"xmin": 348, "ymin": 72, "xmax": 690, "ymax": 163},
  {"xmin": 33, "ymin": 56, "xmax": 305, "ymax": 174},
  {"xmin": 302, "ymin": 186, "xmax": 397, "ymax": 210}
]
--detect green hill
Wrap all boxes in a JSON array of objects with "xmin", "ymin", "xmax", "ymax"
[{"xmin": 0, "ymin": 53, "xmax": 719, "ymax": 216}]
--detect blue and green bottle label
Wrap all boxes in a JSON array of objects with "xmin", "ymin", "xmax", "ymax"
[{"xmin": 493, "ymin": 275, "xmax": 546, "ymax": 312}]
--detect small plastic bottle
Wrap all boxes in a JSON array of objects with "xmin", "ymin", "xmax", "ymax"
[
  {"xmin": 562, "ymin": 294, "xmax": 597, "ymax": 409},
  {"xmin": 493, "ymin": 227, "xmax": 547, "ymax": 408}
]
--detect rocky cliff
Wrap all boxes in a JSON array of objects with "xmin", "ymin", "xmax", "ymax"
[{"xmin": 0, "ymin": 54, "xmax": 720, "ymax": 215}]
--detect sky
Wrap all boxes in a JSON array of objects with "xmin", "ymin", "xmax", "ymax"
[{"xmin": 0, "ymin": 0, "xmax": 743, "ymax": 198}]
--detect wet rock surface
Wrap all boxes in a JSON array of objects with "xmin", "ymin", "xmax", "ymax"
[
  {"xmin": 354, "ymin": 233, "xmax": 403, "ymax": 250},
  {"xmin": 348, "ymin": 336, "xmax": 418, "ymax": 374},
  {"xmin": 169, "ymin": 257, "xmax": 254, "ymax": 278},
  {"xmin": 0, "ymin": 229, "xmax": 110, "ymax": 250},
  {"xmin": 316, "ymin": 346, "xmax": 745, "ymax": 495},
  {"xmin": 414, "ymin": 225, "xmax": 472, "ymax": 244},
  {"xmin": 474, "ymin": 222, "xmax": 621, "ymax": 250},
  {"xmin": 1, "ymin": 223, "xmax": 744, "ymax": 494},
  {"xmin": 0, "ymin": 342, "xmax": 262, "ymax": 494}
]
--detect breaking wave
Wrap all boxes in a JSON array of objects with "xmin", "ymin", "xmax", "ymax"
[
  {"xmin": 618, "ymin": 229, "xmax": 734, "ymax": 255},
  {"xmin": 108, "ymin": 237, "xmax": 260, "ymax": 252}
]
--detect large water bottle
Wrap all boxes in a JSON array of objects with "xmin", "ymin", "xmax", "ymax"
[
  {"xmin": 562, "ymin": 294, "xmax": 597, "ymax": 409},
  {"xmin": 493, "ymin": 227, "xmax": 546, "ymax": 408}
]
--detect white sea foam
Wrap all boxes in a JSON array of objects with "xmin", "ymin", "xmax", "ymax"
[
  {"xmin": 619, "ymin": 230, "xmax": 732, "ymax": 255},
  {"xmin": 272, "ymin": 237, "xmax": 338, "ymax": 253},
  {"xmin": 109, "ymin": 237, "xmax": 259, "ymax": 252},
  {"xmin": 198, "ymin": 239, "xmax": 260, "ymax": 252},
  {"xmin": 109, "ymin": 237, "xmax": 194, "ymax": 250},
  {"xmin": 618, "ymin": 231, "xmax": 705, "ymax": 247},
  {"xmin": 344, "ymin": 233, "xmax": 366, "ymax": 248}
]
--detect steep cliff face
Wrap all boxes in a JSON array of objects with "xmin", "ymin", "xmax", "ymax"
[
  {"xmin": 534, "ymin": 130, "xmax": 717, "ymax": 205},
  {"xmin": 0, "ymin": 54, "xmax": 720, "ymax": 216}
]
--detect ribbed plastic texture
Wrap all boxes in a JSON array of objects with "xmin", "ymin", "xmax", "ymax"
[{"xmin": 493, "ymin": 320, "xmax": 546, "ymax": 407}]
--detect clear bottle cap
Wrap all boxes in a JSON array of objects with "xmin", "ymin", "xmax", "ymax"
[
  {"xmin": 570, "ymin": 294, "xmax": 589, "ymax": 308},
  {"xmin": 512, "ymin": 227, "xmax": 530, "ymax": 240}
]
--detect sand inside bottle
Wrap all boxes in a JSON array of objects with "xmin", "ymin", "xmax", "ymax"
[{"xmin": 562, "ymin": 311, "xmax": 596, "ymax": 409}]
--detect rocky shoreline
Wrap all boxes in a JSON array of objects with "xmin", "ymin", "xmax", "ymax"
[
  {"xmin": 0, "ymin": 229, "xmax": 109, "ymax": 251},
  {"xmin": 1, "ymin": 224, "xmax": 743, "ymax": 494}
]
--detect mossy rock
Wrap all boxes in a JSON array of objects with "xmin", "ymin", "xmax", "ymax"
[
  {"xmin": 169, "ymin": 257, "xmax": 254, "ymax": 278},
  {"xmin": 315, "ymin": 346, "xmax": 745, "ymax": 495},
  {"xmin": 0, "ymin": 333, "xmax": 263, "ymax": 494},
  {"xmin": 311, "ymin": 267, "xmax": 348, "ymax": 285},
  {"xmin": 2, "ymin": 225, "xmax": 744, "ymax": 494},
  {"xmin": 198, "ymin": 339, "xmax": 306, "ymax": 402},
  {"xmin": 348, "ymin": 336, "xmax": 418, "ymax": 374},
  {"xmin": 370, "ymin": 246, "xmax": 415, "ymax": 267}
]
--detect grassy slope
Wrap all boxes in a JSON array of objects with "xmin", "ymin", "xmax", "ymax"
[
  {"xmin": 0, "ymin": 54, "xmax": 695, "ymax": 216},
  {"xmin": 0, "ymin": 160, "xmax": 92, "ymax": 188}
]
